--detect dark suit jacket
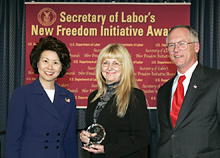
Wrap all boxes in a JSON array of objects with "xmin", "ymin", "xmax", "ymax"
[
  {"xmin": 5, "ymin": 77, "xmax": 78, "ymax": 158},
  {"xmin": 86, "ymin": 88, "xmax": 151, "ymax": 158},
  {"xmin": 156, "ymin": 64, "xmax": 220, "ymax": 158}
]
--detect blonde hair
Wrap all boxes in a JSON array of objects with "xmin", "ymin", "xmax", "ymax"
[{"xmin": 91, "ymin": 43, "xmax": 138, "ymax": 117}]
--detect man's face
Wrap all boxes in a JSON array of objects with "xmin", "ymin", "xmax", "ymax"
[{"xmin": 167, "ymin": 28, "xmax": 199, "ymax": 74}]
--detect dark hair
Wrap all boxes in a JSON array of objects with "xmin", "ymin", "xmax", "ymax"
[{"xmin": 30, "ymin": 36, "xmax": 71, "ymax": 78}]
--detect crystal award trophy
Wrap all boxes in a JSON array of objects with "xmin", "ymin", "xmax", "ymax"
[{"xmin": 86, "ymin": 123, "xmax": 106, "ymax": 147}]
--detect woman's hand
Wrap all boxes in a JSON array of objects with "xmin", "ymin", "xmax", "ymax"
[
  {"xmin": 80, "ymin": 130, "xmax": 91, "ymax": 144},
  {"xmin": 80, "ymin": 130, "xmax": 104, "ymax": 154},
  {"xmin": 80, "ymin": 130, "xmax": 97, "ymax": 144},
  {"xmin": 82, "ymin": 144, "xmax": 105, "ymax": 154}
]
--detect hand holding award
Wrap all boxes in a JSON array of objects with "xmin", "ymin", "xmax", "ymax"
[{"xmin": 86, "ymin": 123, "xmax": 106, "ymax": 148}]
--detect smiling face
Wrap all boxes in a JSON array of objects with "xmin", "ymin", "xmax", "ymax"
[
  {"xmin": 168, "ymin": 28, "xmax": 199, "ymax": 74},
  {"xmin": 101, "ymin": 58, "xmax": 122, "ymax": 85},
  {"xmin": 38, "ymin": 50, "xmax": 62, "ymax": 88}
]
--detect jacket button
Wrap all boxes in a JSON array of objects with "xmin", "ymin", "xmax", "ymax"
[
  {"xmin": 56, "ymin": 146, "xmax": 59, "ymax": 149},
  {"xmin": 45, "ymin": 140, "xmax": 48, "ymax": 142},
  {"xmin": 57, "ymin": 133, "xmax": 60, "ymax": 136},
  {"xmin": 46, "ymin": 133, "xmax": 49, "ymax": 136},
  {"xmin": 44, "ymin": 146, "xmax": 48, "ymax": 149},
  {"xmin": 56, "ymin": 139, "xmax": 60, "ymax": 142}
]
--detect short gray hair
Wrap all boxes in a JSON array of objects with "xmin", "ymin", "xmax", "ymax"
[{"xmin": 166, "ymin": 25, "xmax": 199, "ymax": 44}]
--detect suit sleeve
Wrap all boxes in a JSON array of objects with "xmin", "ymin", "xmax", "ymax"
[
  {"xmin": 217, "ymin": 79, "xmax": 220, "ymax": 132},
  {"xmin": 64, "ymin": 92, "xmax": 78, "ymax": 158},
  {"xmin": 104, "ymin": 89, "xmax": 151, "ymax": 158},
  {"xmin": 5, "ymin": 88, "xmax": 26, "ymax": 158},
  {"xmin": 85, "ymin": 91, "xmax": 97, "ymax": 127},
  {"xmin": 156, "ymin": 88, "xmax": 161, "ymax": 145}
]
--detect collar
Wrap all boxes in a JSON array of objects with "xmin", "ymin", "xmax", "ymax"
[{"xmin": 177, "ymin": 61, "xmax": 198, "ymax": 80}]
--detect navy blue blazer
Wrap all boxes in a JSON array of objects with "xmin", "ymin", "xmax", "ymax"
[{"xmin": 5, "ymin": 77, "xmax": 78, "ymax": 158}]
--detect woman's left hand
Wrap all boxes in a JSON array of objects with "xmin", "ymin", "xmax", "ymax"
[{"xmin": 82, "ymin": 144, "xmax": 104, "ymax": 154}]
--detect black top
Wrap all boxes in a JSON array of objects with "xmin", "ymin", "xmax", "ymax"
[
  {"xmin": 93, "ymin": 82, "xmax": 118, "ymax": 123},
  {"xmin": 86, "ymin": 88, "xmax": 151, "ymax": 158}
]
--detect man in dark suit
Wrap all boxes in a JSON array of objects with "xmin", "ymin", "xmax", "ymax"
[{"xmin": 156, "ymin": 25, "xmax": 220, "ymax": 158}]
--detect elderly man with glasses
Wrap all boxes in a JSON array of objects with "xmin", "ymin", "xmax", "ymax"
[{"xmin": 156, "ymin": 25, "xmax": 220, "ymax": 158}]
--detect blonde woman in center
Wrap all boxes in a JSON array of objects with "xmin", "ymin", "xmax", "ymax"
[{"xmin": 80, "ymin": 43, "xmax": 151, "ymax": 158}]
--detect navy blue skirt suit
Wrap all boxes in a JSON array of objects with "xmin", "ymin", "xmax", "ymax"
[{"xmin": 5, "ymin": 77, "xmax": 78, "ymax": 158}]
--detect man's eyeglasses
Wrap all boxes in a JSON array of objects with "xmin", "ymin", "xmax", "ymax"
[
  {"xmin": 102, "ymin": 61, "xmax": 122, "ymax": 68},
  {"xmin": 167, "ymin": 41, "xmax": 196, "ymax": 51}
]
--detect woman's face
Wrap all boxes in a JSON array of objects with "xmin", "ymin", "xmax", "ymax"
[
  {"xmin": 101, "ymin": 58, "xmax": 122, "ymax": 84},
  {"xmin": 38, "ymin": 50, "xmax": 62, "ymax": 85}
]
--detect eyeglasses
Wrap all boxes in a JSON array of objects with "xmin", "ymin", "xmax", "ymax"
[
  {"xmin": 102, "ymin": 61, "xmax": 122, "ymax": 68},
  {"xmin": 167, "ymin": 41, "xmax": 196, "ymax": 51}
]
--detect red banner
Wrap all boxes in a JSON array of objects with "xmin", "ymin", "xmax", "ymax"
[{"xmin": 25, "ymin": 3, "xmax": 190, "ymax": 108}]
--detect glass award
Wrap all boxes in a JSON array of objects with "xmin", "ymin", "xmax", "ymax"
[{"xmin": 86, "ymin": 123, "xmax": 106, "ymax": 147}]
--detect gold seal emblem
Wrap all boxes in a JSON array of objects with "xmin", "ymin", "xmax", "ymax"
[{"xmin": 37, "ymin": 8, "xmax": 56, "ymax": 26}]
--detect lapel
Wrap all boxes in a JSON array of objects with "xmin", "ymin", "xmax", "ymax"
[
  {"xmin": 98, "ymin": 95, "xmax": 115, "ymax": 119},
  {"xmin": 87, "ymin": 94, "xmax": 100, "ymax": 125},
  {"xmin": 174, "ymin": 64, "xmax": 204, "ymax": 130},
  {"xmin": 31, "ymin": 77, "xmax": 63, "ymax": 120},
  {"xmin": 53, "ymin": 82, "xmax": 70, "ymax": 118},
  {"xmin": 164, "ymin": 76, "xmax": 176, "ymax": 129},
  {"xmin": 87, "ymin": 92, "xmax": 115, "ymax": 125}
]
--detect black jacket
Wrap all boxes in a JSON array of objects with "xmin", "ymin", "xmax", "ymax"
[{"xmin": 86, "ymin": 88, "xmax": 151, "ymax": 158}]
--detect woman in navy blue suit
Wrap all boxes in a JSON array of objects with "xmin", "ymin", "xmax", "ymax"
[{"xmin": 5, "ymin": 36, "xmax": 78, "ymax": 158}]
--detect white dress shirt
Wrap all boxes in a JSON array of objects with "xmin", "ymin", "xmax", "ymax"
[{"xmin": 170, "ymin": 61, "xmax": 198, "ymax": 110}]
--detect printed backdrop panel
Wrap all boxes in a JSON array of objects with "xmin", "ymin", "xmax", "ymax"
[{"xmin": 25, "ymin": 3, "xmax": 190, "ymax": 108}]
